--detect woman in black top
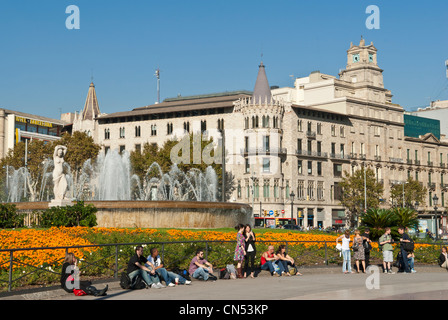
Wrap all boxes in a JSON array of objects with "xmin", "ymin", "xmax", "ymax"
[
  {"xmin": 61, "ymin": 252, "xmax": 108, "ymax": 296},
  {"xmin": 243, "ymin": 224, "xmax": 256, "ymax": 278}
]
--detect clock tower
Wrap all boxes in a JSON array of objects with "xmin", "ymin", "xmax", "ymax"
[{"xmin": 339, "ymin": 38, "xmax": 384, "ymax": 88}]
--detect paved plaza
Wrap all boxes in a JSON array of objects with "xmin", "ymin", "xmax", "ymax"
[{"xmin": 2, "ymin": 265, "xmax": 448, "ymax": 301}]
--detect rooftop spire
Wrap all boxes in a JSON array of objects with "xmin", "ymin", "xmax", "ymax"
[
  {"xmin": 81, "ymin": 82, "xmax": 100, "ymax": 120},
  {"xmin": 252, "ymin": 61, "xmax": 271, "ymax": 103}
]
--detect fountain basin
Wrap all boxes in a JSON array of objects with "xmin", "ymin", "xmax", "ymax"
[{"xmin": 14, "ymin": 201, "xmax": 254, "ymax": 229}]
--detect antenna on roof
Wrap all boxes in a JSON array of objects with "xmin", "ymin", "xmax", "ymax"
[{"xmin": 155, "ymin": 67, "xmax": 160, "ymax": 104}]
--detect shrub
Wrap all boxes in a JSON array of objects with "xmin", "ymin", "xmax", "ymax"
[
  {"xmin": 0, "ymin": 203, "xmax": 25, "ymax": 228},
  {"xmin": 39, "ymin": 201, "xmax": 97, "ymax": 227}
]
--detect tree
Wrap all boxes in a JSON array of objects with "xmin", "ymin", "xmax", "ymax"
[
  {"xmin": 339, "ymin": 167, "xmax": 384, "ymax": 227},
  {"xmin": 361, "ymin": 208, "xmax": 396, "ymax": 240},
  {"xmin": 390, "ymin": 177, "xmax": 426, "ymax": 208}
]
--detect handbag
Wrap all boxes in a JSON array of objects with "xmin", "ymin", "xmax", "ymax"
[{"xmin": 352, "ymin": 242, "xmax": 359, "ymax": 252}]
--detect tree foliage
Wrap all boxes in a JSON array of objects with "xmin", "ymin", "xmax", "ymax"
[
  {"xmin": 339, "ymin": 167, "xmax": 384, "ymax": 227},
  {"xmin": 390, "ymin": 177, "xmax": 427, "ymax": 208}
]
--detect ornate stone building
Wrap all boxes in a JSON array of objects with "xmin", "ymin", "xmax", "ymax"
[{"xmin": 72, "ymin": 39, "xmax": 448, "ymax": 231}]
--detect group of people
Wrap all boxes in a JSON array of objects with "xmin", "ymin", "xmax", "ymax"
[
  {"xmin": 336, "ymin": 226, "xmax": 419, "ymax": 274},
  {"xmin": 233, "ymin": 224, "xmax": 302, "ymax": 278}
]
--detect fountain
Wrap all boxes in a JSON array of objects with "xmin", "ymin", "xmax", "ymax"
[{"xmin": 6, "ymin": 149, "xmax": 252, "ymax": 228}]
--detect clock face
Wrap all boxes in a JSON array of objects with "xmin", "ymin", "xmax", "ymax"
[
  {"xmin": 352, "ymin": 54, "xmax": 360, "ymax": 63},
  {"xmin": 369, "ymin": 53, "xmax": 374, "ymax": 62}
]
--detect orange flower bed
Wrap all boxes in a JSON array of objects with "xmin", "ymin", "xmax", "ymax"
[
  {"xmin": 0, "ymin": 227, "xmax": 433, "ymax": 271},
  {"xmin": 0, "ymin": 227, "xmax": 96, "ymax": 271}
]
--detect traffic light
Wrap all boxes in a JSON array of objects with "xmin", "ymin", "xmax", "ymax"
[
  {"xmin": 263, "ymin": 210, "xmax": 268, "ymax": 217},
  {"xmin": 274, "ymin": 210, "xmax": 279, "ymax": 217}
]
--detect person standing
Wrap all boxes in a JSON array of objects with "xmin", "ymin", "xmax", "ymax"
[
  {"xmin": 398, "ymin": 227, "xmax": 412, "ymax": 273},
  {"xmin": 234, "ymin": 224, "xmax": 246, "ymax": 278},
  {"xmin": 379, "ymin": 227, "xmax": 395, "ymax": 274},
  {"xmin": 243, "ymin": 224, "xmax": 256, "ymax": 278},
  {"xmin": 336, "ymin": 230, "xmax": 354, "ymax": 274},
  {"xmin": 362, "ymin": 228, "xmax": 372, "ymax": 271},
  {"xmin": 353, "ymin": 230, "xmax": 366, "ymax": 273}
]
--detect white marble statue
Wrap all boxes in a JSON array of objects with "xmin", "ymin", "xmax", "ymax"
[{"xmin": 53, "ymin": 145, "xmax": 68, "ymax": 200}]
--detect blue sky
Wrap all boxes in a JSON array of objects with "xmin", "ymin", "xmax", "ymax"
[{"xmin": 0, "ymin": 0, "xmax": 447, "ymax": 120}]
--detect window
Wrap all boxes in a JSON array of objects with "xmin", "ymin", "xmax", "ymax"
[
  {"xmin": 104, "ymin": 128, "xmax": 110, "ymax": 140},
  {"xmin": 263, "ymin": 180, "xmax": 270, "ymax": 198},
  {"xmin": 200, "ymin": 120, "xmax": 207, "ymax": 133},
  {"xmin": 237, "ymin": 181, "xmax": 242, "ymax": 199},
  {"xmin": 119, "ymin": 145, "xmax": 125, "ymax": 154},
  {"xmin": 297, "ymin": 180, "xmax": 305, "ymax": 200},
  {"xmin": 135, "ymin": 126, "xmax": 141, "ymax": 137},
  {"xmin": 298, "ymin": 160, "xmax": 303, "ymax": 175},
  {"xmin": 317, "ymin": 181, "xmax": 324, "ymax": 200},
  {"xmin": 263, "ymin": 135, "xmax": 270, "ymax": 152},
  {"xmin": 119, "ymin": 127, "xmax": 125, "ymax": 139},
  {"xmin": 135, "ymin": 144, "xmax": 141, "ymax": 153},
  {"xmin": 298, "ymin": 120, "xmax": 303, "ymax": 132},
  {"xmin": 245, "ymin": 158, "xmax": 250, "ymax": 173},
  {"xmin": 151, "ymin": 124, "xmax": 157, "ymax": 136},
  {"xmin": 217, "ymin": 119, "xmax": 224, "ymax": 132},
  {"xmin": 317, "ymin": 123, "xmax": 322, "ymax": 135},
  {"xmin": 307, "ymin": 181, "xmax": 315, "ymax": 200},
  {"xmin": 307, "ymin": 161, "xmax": 312, "ymax": 175},
  {"xmin": 263, "ymin": 158, "xmax": 270, "ymax": 173},
  {"xmin": 167, "ymin": 123, "xmax": 173, "ymax": 135},
  {"xmin": 297, "ymin": 139, "xmax": 302, "ymax": 153},
  {"xmin": 184, "ymin": 122, "xmax": 190, "ymax": 133},
  {"xmin": 317, "ymin": 162, "xmax": 322, "ymax": 176}
]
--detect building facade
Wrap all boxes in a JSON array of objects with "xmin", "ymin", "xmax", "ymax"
[
  {"xmin": 73, "ymin": 39, "xmax": 448, "ymax": 231},
  {"xmin": 0, "ymin": 108, "xmax": 66, "ymax": 158}
]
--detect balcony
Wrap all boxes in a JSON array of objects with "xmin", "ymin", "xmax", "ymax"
[
  {"xmin": 427, "ymin": 182, "xmax": 436, "ymax": 190},
  {"xmin": 295, "ymin": 150, "xmax": 328, "ymax": 158},
  {"xmin": 427, "ymin": 161, "xmax": 434, "ymax": 166},
  {"xmin": 240, "ymin": 148, "xmax": 287, "ymax": 156},
  {"xmin": 330, "ymin": 153, "xmax": 351, "ymax": 162},
  {"xmin": 306, "ymin": 131, "xmax": 316, "ymax": 139},
  {"xmin": 407, "ymin": 159, "xmax": 413, "ymax": 165},
  {"xmin": 414, "ymin": 160, "xmax": 421, "ymax": 165},
  {"xmin": 441, "ymin": 183, "xmax": 448, "ymax": 190},
  {"xmin": 374, "ymin": 155, "xmax": 381, "ymax": 161},
  {"xmin": 389, "ymin": 157, "xmax": 404, "ymax": 164}
]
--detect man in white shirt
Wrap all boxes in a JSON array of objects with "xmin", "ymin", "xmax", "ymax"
[{"xmin": 146, "ymin": 248, "xmax": 191, "ymax": 286}]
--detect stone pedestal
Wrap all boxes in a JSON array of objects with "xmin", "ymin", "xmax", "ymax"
[{"xmin": 48, "ymin": 199, "xmax": 73, "ymax": 208}]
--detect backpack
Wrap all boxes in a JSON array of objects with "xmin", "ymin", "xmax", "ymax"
[
  {"xmin": 402, "ymin": 239, "xmax": 414, "ymax": 252},
  {"xmin": 120, "ymin": 272, "xmax": 131, "ymax": 289},
  {"xmin": 131, "ymin": 275, "xmax": 147, "ymax": 290},
  {"xmin": 219, "ymin": 267, "xmax": 230, "ymax": 279}
]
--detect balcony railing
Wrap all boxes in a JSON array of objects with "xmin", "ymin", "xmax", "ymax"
[
  {"xmin": 240, "ymin": 148, "xmax": 287, "ymax": 155},
  {"xmin": 389, "ymin": 157, "xmax": 404, "ymax": 164},
  {"xmin": 295, "ymin": 150, "xmax": 328, "ymax": 158}
]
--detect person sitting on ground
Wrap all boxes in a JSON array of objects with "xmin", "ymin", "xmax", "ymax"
[
  {"xmin": 260, "ymin": 245, "xmax": 284, "ymax": 276},
  {"xmin": 146, "ymin": 247, "xmax": 191, "ymax": 286},
  {"xmin": 61, "ymin": 252, "xmax": 108, "ymax": 296},
  {"xmin": 275, "ymin": 244, "xmax": 302, "ymax": 276},
  {"xmin": 189, "ymin": 249, "xmax": 217, "ymax": 281},
  {"xmin": 127, "ymin": 245, "xmax": 163, "ymax": 289}
]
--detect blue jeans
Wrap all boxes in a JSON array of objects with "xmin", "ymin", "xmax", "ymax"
[
  {"xmin": 261, "ymin": 260, "xmax": 284, "ymax": 275},
  {"xmin": 128, "ymin": 269, "xmax": 159, "ymax": 287},
  {"xmin": 192, "ymin": 267, "xmax": 210, "ymax": 280},
  {"xmin": 342, "ymin": 250, "xmax": 352, "ymax": 273},
  {"xmin": 156, "ymin": 268, "xmax": 189, "ymax": 284},
  {"xmin": 401, "ymin": 249, "xmax": 411, "ymax": 272}
]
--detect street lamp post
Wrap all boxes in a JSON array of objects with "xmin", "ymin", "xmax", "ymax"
[
  {"xmin": 433, "ymin": 194, "xmax": 439, "ymax": 241},
  {"xmin": 290, "ymin": 191, "xmax": 295, "ymax": 225}
]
